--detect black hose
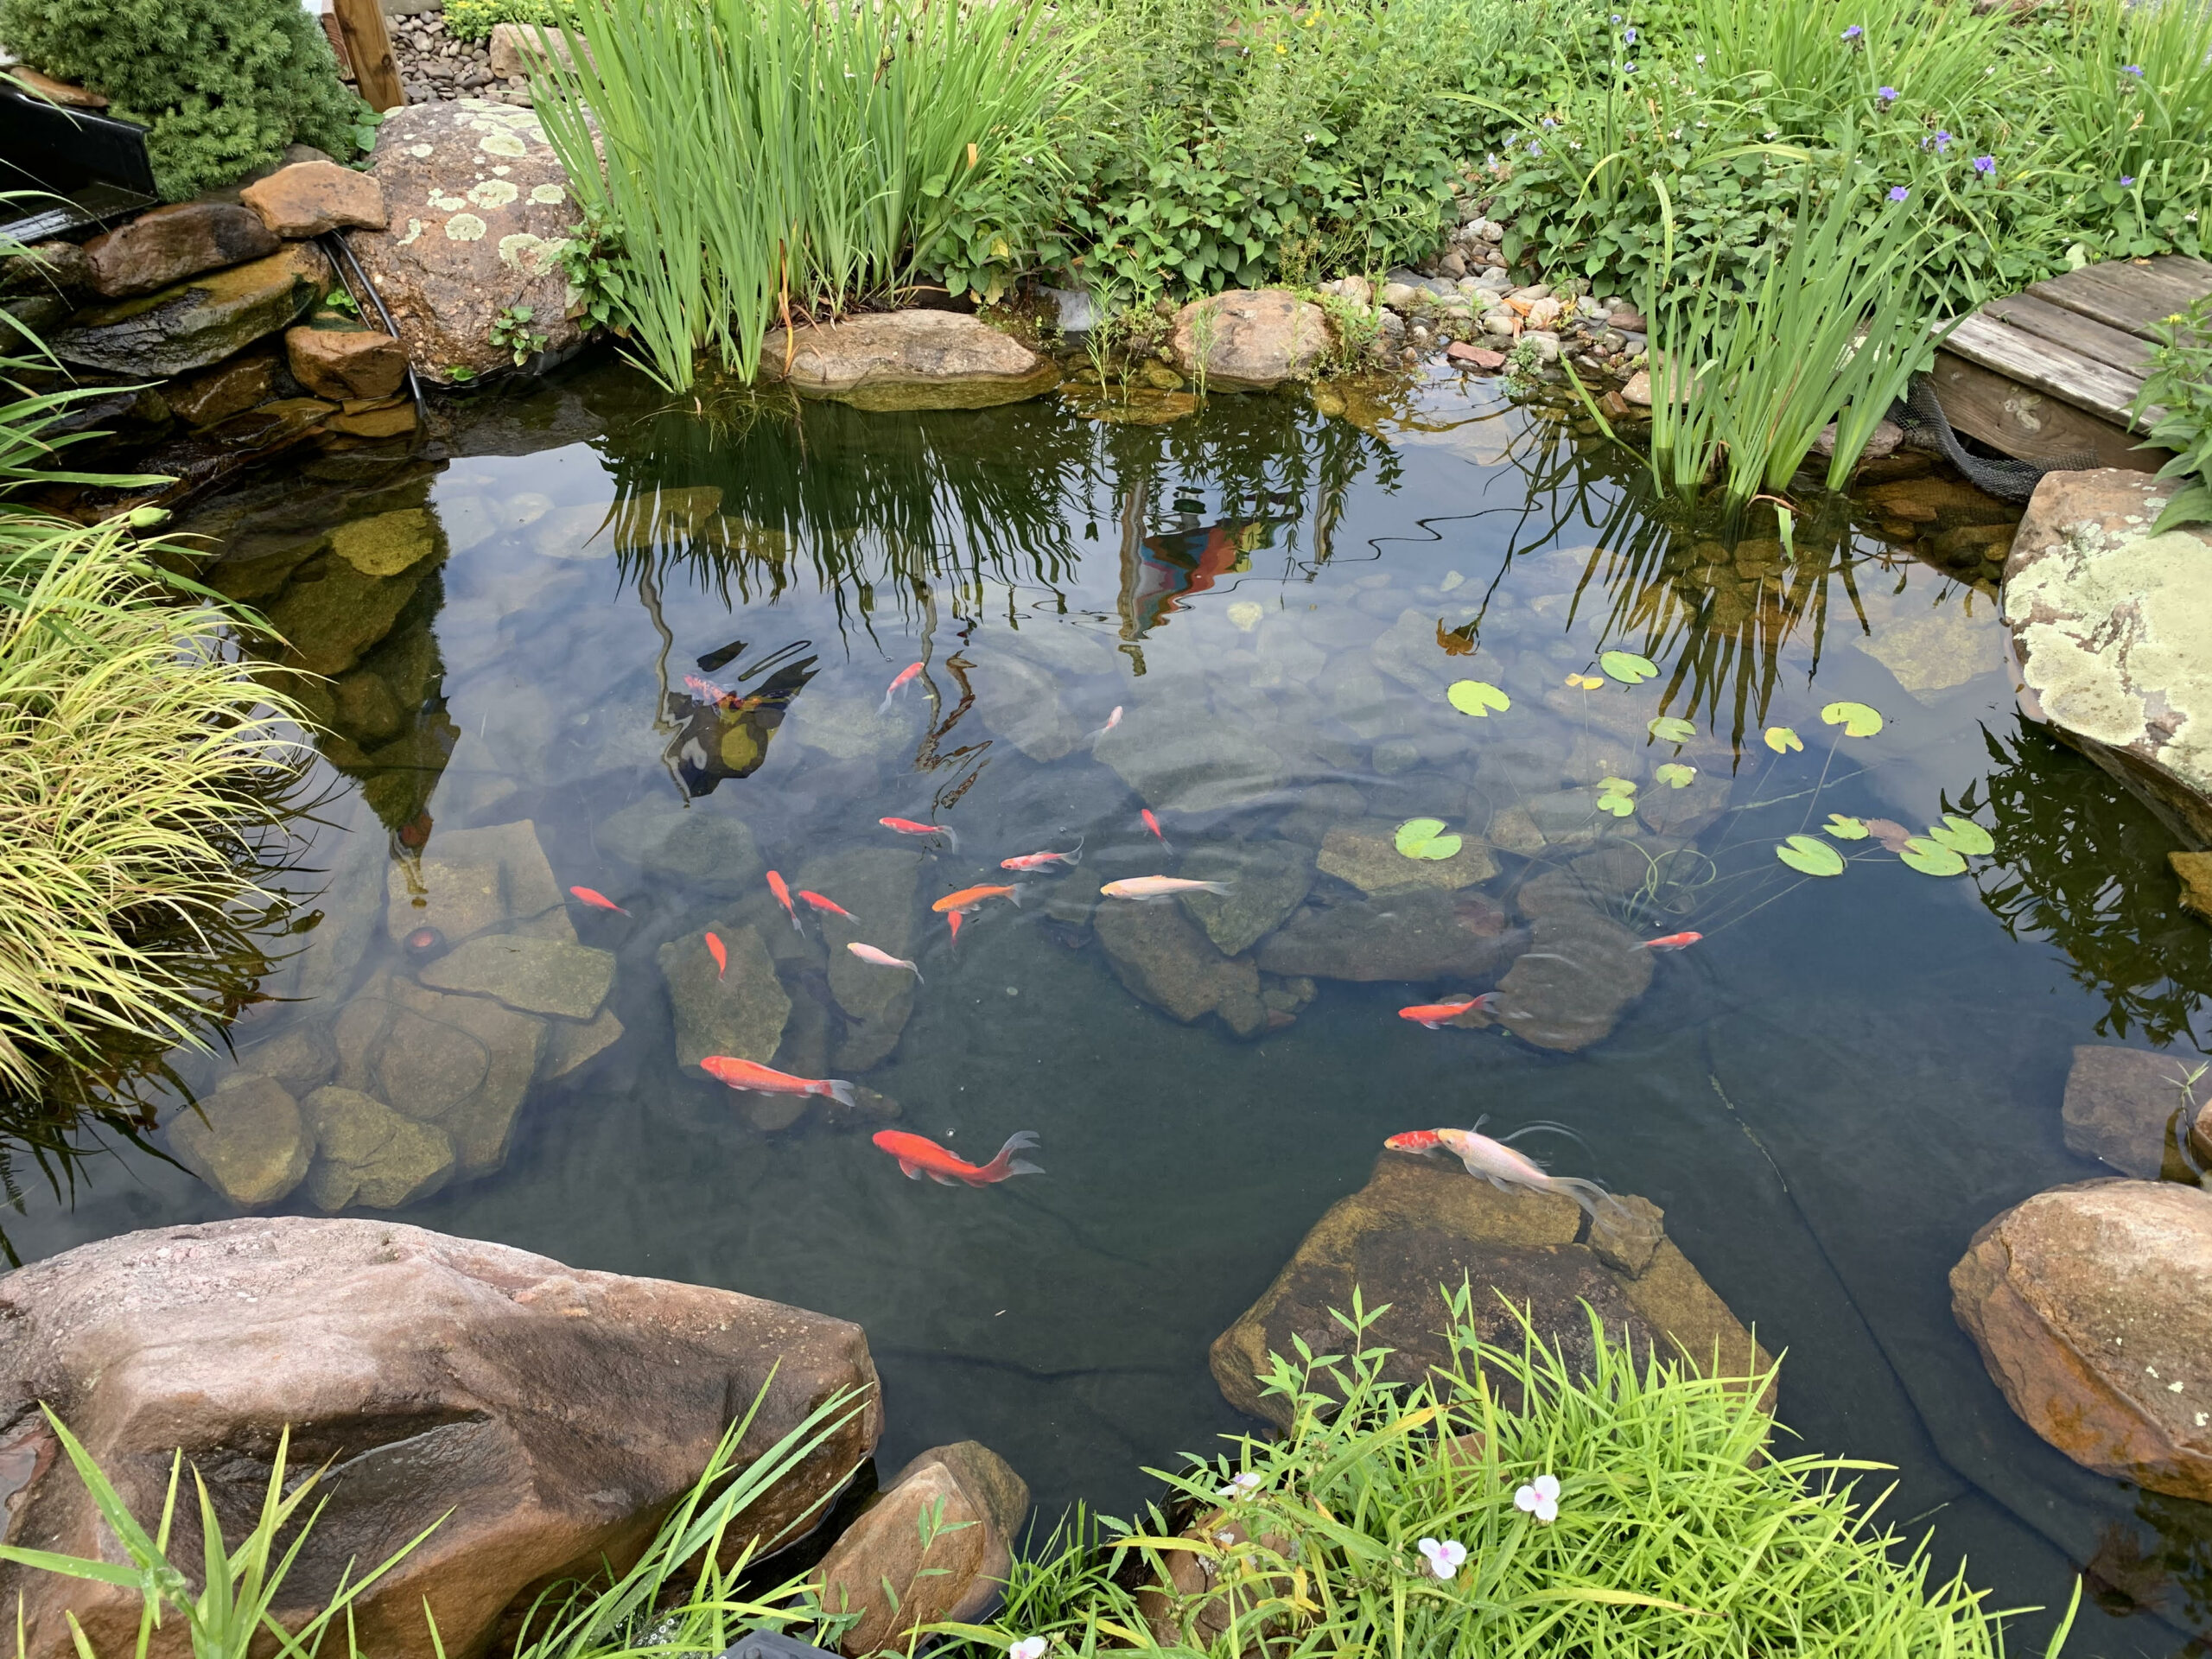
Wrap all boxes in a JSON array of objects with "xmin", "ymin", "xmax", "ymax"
[
  {"xmin": 1889, "ymin": 372, "xmax": 2094, "ymax": 504},
  {"xmin": 316, "ymin": 229, "xmax": 429, "ymax": 433}
]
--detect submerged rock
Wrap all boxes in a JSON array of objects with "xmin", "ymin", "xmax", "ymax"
[
  {"xmin": 1169, "ymin": 289, "xmax": 1329, "ymax": 391},
  {"xmin": 1095, "ymin": 899, "xmax": 1268, "ymax": 1037},
  {"xmin": 386, "ymin": 820, "xmax": 575, "ymax": 945},
  {"xmin": 2004, "ymin": 468, "xmax": 2212, "ymax": 843},
  {"xmin": 1211, "ymin": 1153, "xmax": 1767, "ymax": 1427},
  {"xmin": 2061, "ymin": 1044, "xmax": 2199, "ymax": 1180},
  {"xmin": 659, "ymin": 925, "xmax": 789, "ymax": 1071},
  {"xmin": 168, "ymin": 1075, "xmax": 311, "ymax": 1209},
  {"xmin": 333, "ymin": 976, "xmax": 546, "ymax": 1178},
  {"xmin": 1316, "ymin": 820, "xmax": 1497, "ymax": 893},
  {"xmin": 1093, "ymin": 700, "xmax": 1287, "ymax": 814},
  {"xmin": 595, "ymin": 798, "xmax": 765, "ymax": 896},
  {"xmin": 1951, "ymin": 1179, "xmax": 2212, "ymax": 1502},
  {"xmin": 1254, "ymin": 888, "xmax": 1520, "ymax": 982},
  {"xmin": 969, "ymin": 648, "xmax": 1084, "ymax": 762},
  {"xmin": 416, "ymin": 935, "xmax": 615, "ymax": 1020},
  {"xmin": 814, "ymin": 1442, "xmax": 1028, "ymax": 1656},
  {"xmin": 0, "ymin": 1218, "xmax": 881, "ymax": 1659},
  {"xmin": 302, "ymin": 1085, "xmax": 456, "ymax": 1211},
  {"xmin": 1491, "ymin": 905, "xmax": 1654, "ymax": 1052},
  {"xmin": 761, "ymin": 310, "xmax": 1058, "ymax": 411},
  {"xmin": 542, "ymin": 1007, "xmax": 625, "ymax": 1080},
  {"xmin": 798, "ymin": 848, "xmax": 923, "ymax": 1071},
  {"xmin": 1177, "ymin": 838, "xmax": 1315, "ymax": 957}
]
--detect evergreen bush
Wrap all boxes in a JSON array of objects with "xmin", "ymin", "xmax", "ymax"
[{"xmin": 0, "ymin": 0, "xmax": 366, "ymax": 202}]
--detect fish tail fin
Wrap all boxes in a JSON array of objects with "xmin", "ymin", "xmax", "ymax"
[
  {"xmin": 982, "ymin": 1130, "xmax": 1042, "ymax": 1180},
  {"xmin": 1201, "ymin": 880, "xmax": 1230, "ymax": 894},
  {"xmin": 790, "ymin": 912, "xmax": 804, "ymax": 934},
  {"xmin": 1549, "ymin": 1175, "xmax": 1615, "ymax": 1223},
  {"xmin": 1005, "ymin": 1160, "xmax": 1045, "ymax": 1178},
  {"xmin": 1008, "ymin": 884, "xmax": 1027, "ymax": 907},
  {"xmin": 942, "ymin": 827, "xmax": 961, "ymax": 852},
  {"xmin": 908, "ymin": 962, "xmax": 925, "ymax": 984},
  {"xmin": 878, "ymin": 694, "xmax": 895, "ymax": 715},
  {"xmin": 1068, "ymin": 836, "xmax": 1084, "ymax": 866},
  {"xmin": 818, "ymin": 1077, "xmax": 857, "ymax": 1109}
]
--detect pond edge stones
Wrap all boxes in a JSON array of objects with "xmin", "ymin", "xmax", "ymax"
[{"xmin": 760, "ymin": 310, "xmax": 1059, "ymax": 411}]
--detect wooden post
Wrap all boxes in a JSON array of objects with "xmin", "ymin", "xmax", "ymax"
[{"xmin": 330, "ymin": 0, "xmax": 409, "ymax": 113}]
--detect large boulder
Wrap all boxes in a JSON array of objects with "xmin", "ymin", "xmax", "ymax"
[
  {"xmin": 51, "ymin": 244, "xmax": 328, "ymax": 377},
  {"xmin": 760, "ymin": 311, "xmax": 1058, "ymax": 412},
  {"xmin": 349, "ymin": 101, "xmax": 584, "ymax": 385},
  {"xmin": 1950, "ymin": 1179, "xmax": 2212, "ymax": 1502},
  {"xmin": 1169, "ymin": 289, "xmax": 1329, "ymax": 391},
  {"xmin": 2003, "ymin": 468, "xmax": 2212, "ymax": 844},
  {"xmin": 83, "ymin": 203, "xmax": 279, "ymax": 299},
  {"xmin": 0, "ymin": 1219, "xmax": 880, "ymax": 1659},
  {"xmin": 1211, "ymin": 1153, "xmax": 1768, "ymax": 1427},
  {"xmin": 813, "ymin": 1442, "xmax": 1027, "ymax": 1655}
]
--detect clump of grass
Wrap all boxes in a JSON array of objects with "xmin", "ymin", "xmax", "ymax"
[{"xmin": 935, "ymin": 1286, "xmax": 2080, "ymax": 1657}]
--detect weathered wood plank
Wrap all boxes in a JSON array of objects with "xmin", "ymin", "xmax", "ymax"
[
  {"xmin": 2027, "ymin": 257, "xmax": 2212, "ymax": 338},
  {"xmin": 1942, "ymin": 310, "xmax": 2156, "ymax": 426},
  {"xmin": 331, "ymin": 0, "xmax": 407, "ymax": 111},
  {"xmin": 1930, "ymin": 350, "xmax": 2170, "ymax": 474},
  {"xmin": 1983, "ymin": 292, "xmax": 2156, "ymax": 372}
]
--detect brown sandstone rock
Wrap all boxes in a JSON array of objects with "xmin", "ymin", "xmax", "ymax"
[
  {"xmin": 760, "ymin": 311, "xmax": 1058, "ymax": 411},
  {"xmin": 2172, "ymin": 850, "xmax": 2212, "ymax": 924},
  {"xmin": 815, "ymin": 1442, "xmax": 1027, "ymax": 1655},
  {"xmin": 242, "ymin": 161, "xmax": 389, "ymax": 238},
  {"xmin": 84, "ymin": 203, "xmax": 279, "ymax": 299},
  {"xmin": 1950, "ymin": 1179, "xmax": 2212, "ymax": 1502},
  {"xmin": 287, "ymin": 325, "xmax": 408, "ymax": 400},
  {"xmin": 0, "ymin": 1218, "xmax": 882, "ymax": 1659},
  {"xmin": 1169, "ymin": 289, "xmax": 1329, "ymax": 391},
  {"xmin": 168, "ymin": 349, "xmax": 283, "ymax": 426},
  {"xmin": 1211, "ymin": 1154, "xmax": 1766, "ymax": 1427},
  {"xmin": 52, "ymin": 244, "xmax": 328, "ymax": 378}
]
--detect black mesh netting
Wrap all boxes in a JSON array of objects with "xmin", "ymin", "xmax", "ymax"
[{"xmin": 1889, "ymin": 373, "xmax": 2098, "ymax": 503}]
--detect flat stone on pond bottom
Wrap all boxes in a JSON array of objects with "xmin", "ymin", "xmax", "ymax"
[
  {"xmin": 168, "ymin": 1075, "xmax": 311, "ymax": 1208},
  {"xmin": 302, "ymin": 1085, "xmax": 456, "ymax": 1211},
  {"xmin": 1317, "ymin": 820, "xmax": 1497, "ymax": 893},
  {"xmin": 416, "ymin": 935, "xmax": 615, "ymax": 1020},
  {"xmin": 660, "ymin": 925, "xmax": 789, "ymax": 1071}
]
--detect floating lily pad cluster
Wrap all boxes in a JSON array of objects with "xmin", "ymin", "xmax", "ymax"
[
  {"xmin": 1764, "ymin": 698, "xmax": 1996, "ymax": 880},
  {"xmin": 1395, "ymin": 817, "xmax": 1463, "ymax": 860},
  {"xmin": 1595, "ymin": 777, "xmax": 1637, "ymax": 817}
]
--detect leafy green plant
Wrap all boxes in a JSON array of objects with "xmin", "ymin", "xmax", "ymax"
[
  {"xmin": 932, "ymin": 1288, "xmax": 2079, "ymax": 1657},
  {"xmin": 491, "ymin": 305, "xmax": 550, "ymax": 368},
  {"xmin": 0, "ymin": 1406, "xmax": 440, "ymax": 1659},
  {"xmin": 444, "ymin": 0, "xmax": 566, "ymax": 43},
  {"xmin": 0, "ymin": 0, "xmax": 366, "ymax": 200},
  {"xmin": 2132, "ymin": 296, "xmax": 2212, "ymax": 531}
]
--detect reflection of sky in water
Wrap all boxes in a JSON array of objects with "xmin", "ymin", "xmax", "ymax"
[{"xmin": 21, "ymin": 366, "xmax": 2212, "ymax": 1654}]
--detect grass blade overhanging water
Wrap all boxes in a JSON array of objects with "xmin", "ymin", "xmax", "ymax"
[{"xmin": 529, "ymin": 0, "xmax": 1078, "ymax": 393}]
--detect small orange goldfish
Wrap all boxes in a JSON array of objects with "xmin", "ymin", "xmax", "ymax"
[
  {"xmin": 880, "ymin": 661, "xmax": 924, "ymax": 714},
  {"xmin": 874, "ymin": 1128, "xmax": 1042, "ymax": 1186},
  {"xmin": 880, "ymin": 817, "xmax": 959, "ymax": 850},
  {"xmin": 1141, "ymin": 809, "xmax": 1173, "ymax": 852},
  {"xmin": 933, "ymin": 884, "xmax": 1022, "ymax": 913},
  {"xmin": 799, "ymin": 890, "xmax": 855, "ymax": 921},
  {"xmin": 701, "ymin": 1056, "xmax": 855, "ymax": 1107},
  {"xmin": 705, "ymin": 930, "xmax": 728, "ymax": 979},
  {"xmin": 1637, "ymin": 931, "xmax": 1703, "ymax": 951},
  {"xmin": 1398, "ymin": 994, "xmax": 1497, "ymax": 1028},
  {"xmin": 766, "ymin": 870, "xmax": 800, "ymax": 932},
  {"xmin": 569, "ymin": 886, "xmax": 628, "ymax": 915},
  {"xmin": 1002, "ymin": 837, "xmax": 1084, "ymax": 872}
]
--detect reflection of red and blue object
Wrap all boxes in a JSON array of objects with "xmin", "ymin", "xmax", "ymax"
[{"xmin": 1122, "ymin": 520, "xmax": 1272, "ymax": 637}]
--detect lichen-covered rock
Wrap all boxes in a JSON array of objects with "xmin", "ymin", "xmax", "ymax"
[
  {"xmin": 1950, "ymin": 1179, "xmax": 2212, "ymax": 1502},
  {"xmin": 242, "ymin": 159, "xmax": 389, "ymax": 238},
  {"xmin": 760, "ymin": 310, "xmax": 1058, "ymax": 411},
  {"xmin": 1169, "ymin": 289, "xmax": 1329, "ymax": 391},
  {"xmin": 0, "ymin": 1217, "xmax": 881, "ymax": 1659},
  {"xmin": 2004, "ymin": 468, "xmax": 2212, "ymax": 842},
  {"xmin": 51, "ymin": 243, "xmax": 327, "ymax": 377},
  {"xmin": 349, "ymin": 100, "xmax": 583, "ymax": 385},
  {"xmin": 1211, "ymin": 1154, "xmax": 1767, "ymax": 1427},
  {"xmin": 167, "ymin": 1075, "xmax": 310, "ymax": 1208},
  {"xmin": 83, "ymin": 202, "xmax": 279, "ymax": 299}
]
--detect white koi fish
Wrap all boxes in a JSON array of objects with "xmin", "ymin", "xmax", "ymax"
[{"xmin": 1100, "ymin": 876, "xmax": 1230, "ymax": 900}]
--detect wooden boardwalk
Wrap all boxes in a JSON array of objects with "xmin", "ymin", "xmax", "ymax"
[{"xmin": 1931, "ymin": 253, "xmax": 2212, "ymax": 473}]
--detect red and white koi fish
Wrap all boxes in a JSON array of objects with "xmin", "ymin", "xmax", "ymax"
[
  {"xmin": 799, "ymin": 890, "xmax": 855, "ymax": 921},
  {"xmin": 1089, "ymin": 705, "xmax": 1123, "ymax": 743},
  {"xmin": 1001, "ymin": 837, "xmax": 1084, "ymax": 872},
  {"xmin": 1101, "ymin": 875, "xmax": 1228, "ymax": 900},
  {"xmin": 1141, "ymin": 809, "xmax": 1173, "ymax": 853},
  {"xmin": 873, "ymin": 1128, "xmax": 1042, "ymax": 1186},
  {"xmin": 847, "ymin": 942, "xmax": 923, "ymax": 982},
  {"xmin": 880, "ymin": 661, "xmax": 924, "ymax": 715},
  {"xmin": 701, "ymin": 1056, "xmax": 855, "ymax": 1107},
  {"xmin": 1637, "ymin": 931, "xmax": 1703, "ymax": 951},
  {"xmin": 1433, "ymin": 1126, "xmax": 1624, "ymax": 1224},
  {"xmin": 684, "ymin": 673, "xmax": 737, "ymax": 709},
  {"xmin": 1398, "ymin": 994, "xmax": 1497, "ymax": 1028},
  {"xmin": 569, "ymin": 886, "xmax": 629, "ymax": 915},
  {"xmin": 766, "ymin": 869, "xmax": 801, "ymax": 932},
  {"xmin": 880, "ymin": 817, "xmax": 959, "ymax": 851},
  {"xmin": 1385, "ymin": 1129, "xmax": 1441, "ymax": 1153},
  {"xmin": 705, "ymin": 930, "xmax": 728, "ymax": 979}
]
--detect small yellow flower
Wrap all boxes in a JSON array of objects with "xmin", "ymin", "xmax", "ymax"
[
  {"xmin": 1275, "ymin": 40, "xmax": 1287, "ymax": 52},
  {"xmin": 1566, "ymin": 672, "xmax": 1605, "ymax": 690}
]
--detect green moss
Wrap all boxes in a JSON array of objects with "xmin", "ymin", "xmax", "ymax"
[{"xmin": 0, "ymin": 0, "xmax": 368, "ymax": 201}]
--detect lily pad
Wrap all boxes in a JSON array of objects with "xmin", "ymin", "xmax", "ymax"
[
  {"xmin": 1411, "ymin": 833, "xmax": 1463, "ymax": 860},
  {"xmin": 1394, "ymin": 817, "xmax": 1464, "ymax": 861},
  {"xmin": 1596, "ymin": 777, "xmax": 1638, "ymax": 795},
  {"xmin": 1447, "ymin": 679, "xmax": 1511, "ymax": 717},
  {"xmin": 1566, "ymin": 672, "xmax": 1605, "ymax": 690},
  {"xmin": 1648, "ymin": 715, "xmax": 1695, "ymax": 742},
  {"xmin": 1823, "ymin": 814, "xmax": 1868, "ymax": 840},
  {"xmin": 1600, "ymin": 650, "xmax": 1658, "ymax": 685},
  {"xmin": 1899, "ymin": 837, "xmax": 1967, "ymax": 876},
  {"xmin": 1654, "ymin": 762, "xmax": 1696, "ymax": 789},
  {"xmin": 1777, "ymin": 835, "xmax": 1846, "ymax": 876},
  {"xmin": 1764, "ymin": 726, "xmax": 1803, "ymax": 753},
  {"xmin": 1820, "ymin": 700, "xmax": 1885, "ymax": 738},
  {"xmin": 1595, "ymin": 777, "xmax": 1638, "ymax": 817},
  {"xmin": 1927, "ymin": 814, "xmax": 1994, "ymax": 856}
]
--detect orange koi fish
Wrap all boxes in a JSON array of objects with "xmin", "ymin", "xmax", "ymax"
[
  {"xmin": 1637, "ymin": 931, "xmax": 1703, "ymax": 951},
  {"xmin": 933, "ymin": 883, "xmax": 1022, "ymax": 913},
  {"xmin": 705, "ymin": 930, "xmax": 728, "ymax": 979},
  {"xmin": 799, "ymin": 890, "xmax": 855, "ymax": 921},
  {"xmin": 1101, "ymin": 876, "xmax": 1227, "ymax": 900},
  {"xmin": 1385, "ymin": 1129, "xmax": 1442, "ymax": 1153},
  {"xmin": 1398, "ymin": 994, "xmax": 1497, "ymax": 1028},
  {"xmin": 880, "ymin": 661, "xmax": 925, "ymax": 715},
  {"xmin": 569, "ymin": 886, "xmax": 629, "ymax": 915},
  {"xmin": 873, "ymin": 1128, "xmax": 1042, "ymax": 1187},
  {"xmin": 1141, "ymin": 809, "xmax": 1173, "ymax": 853},
  {"xmin": 1001, "ymin": 837, "xmax": 1084, "ymax": 872},
  {"xmin": 766, "ymin": 870, "xmax": 800, "ymax": 932},
  {"xmin": 701, "ymin": 1055, "xmax": 856, "ymax": 1107},
  {"xmin": 684, "ymin": 673, "xmax": 737, "ymax": 709},
  {"xmin": 847, "ymin": 942, "xmax": 922, "ymax": 982},
  {"xmin": 948, "ymin": 909, "xmax": 965, "ymax": 948},
  {"xmin": 880, "ymin": 817, "xmax": 959, "ymax": 851}
]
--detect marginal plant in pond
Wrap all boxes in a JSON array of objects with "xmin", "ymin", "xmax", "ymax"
[
  {"xmin": 929, "ymin": 1289, "xmax": 2079, "ymax": 1657},
  {"xmin": 2129, "ymin": 295, "xmax": 2212, "ymax": 533}
]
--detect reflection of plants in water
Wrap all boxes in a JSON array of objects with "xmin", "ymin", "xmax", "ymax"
[
  {"xmin": 1972, "ymin": 718, "xmax": 2212, "ymax": 1046},
  {"xmin": 2082, "ymin": 1487, "xmax": 2212, "ymax": 1632}
]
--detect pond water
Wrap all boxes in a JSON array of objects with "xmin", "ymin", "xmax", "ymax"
[{"xmin": 22, "ymin": 362, "xmax": 2212, "ymax": 1653}]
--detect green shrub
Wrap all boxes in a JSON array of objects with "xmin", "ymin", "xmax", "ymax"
[
  {"xmin": 0, "ymin": 0, "xmax": 366, "ymax": 201},
  {"xmin": 933, "ymin": 1287, "xmax": 2081, "ymax": 1657},
  {"xmin": 2132, "ymin": 295, "xmax": 2212, "ymax": 531},
  {"xmin": 443, "ymin": 0, "xmax": 564, "ymax": 44}
]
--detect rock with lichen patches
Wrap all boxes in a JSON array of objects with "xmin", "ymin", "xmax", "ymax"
[{"xmin": 348, "ymin": 100, "xmax": 585, "ymax": 385}]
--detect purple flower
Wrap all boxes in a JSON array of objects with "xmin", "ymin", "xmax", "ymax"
[
  {"xmin": 1877, "ymin": 86, "xmax": 1897, "ymax": 102},
  {"xmin": 1624, "ymin": 60, "xmax": 1637, "ymax": 69},
  {"xmin": 2122, "ymin": 175, "xmax": 2137, "ymax": 186},
  {"xmin": 1624, "ymin": 26, "xmax": 1637, "ymax": 41},
  {"xmin": 1973, "ymin": 154, "xmax": 1995, "ymax": 174},
  {"xmin": 1842, "ymin": 23, "xmax": 1863, "ymax": 38},
  {"xmin": 1920, "ymin": 129, "xmax": 1953, "ymax": 152},
  {"xmin": 1529, "ymin": 142, "xmax": 1543, "ymax": 155},
  {"xmin": 2122, "ymin": 63, "xmax": 2144, "ymax": 75},
  {"xmin": 1888, "ymin": 185, "xmax": 1910, "ymax": 201}
]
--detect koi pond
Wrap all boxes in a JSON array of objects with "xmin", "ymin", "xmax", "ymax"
[{"xmin": 24, "ymin": 363, "xmax": 2212, "ymax": 1653}]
